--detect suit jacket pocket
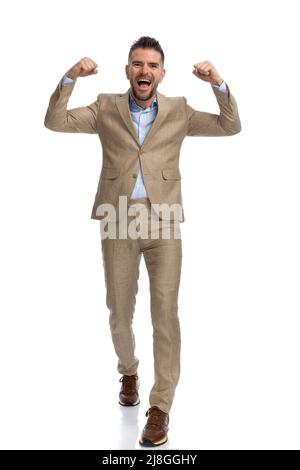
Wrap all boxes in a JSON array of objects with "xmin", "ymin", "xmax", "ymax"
[
  {"xmin": 162, "ymin": 168, "xmax": 181, "ymax": 180},
  {"xmin": 101, "ymin": 167, "xmax": 120, "ymax": 179}
]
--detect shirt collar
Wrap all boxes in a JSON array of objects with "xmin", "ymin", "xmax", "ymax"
[{"xmin": 129, "ymin": 91, "xmax": 157, "ymax": 111}]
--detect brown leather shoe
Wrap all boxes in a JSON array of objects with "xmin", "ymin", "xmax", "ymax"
[
  {"xmin": 139, "ymin": 406, "xmax": 169, "ymax": 447},
  {"xmin": 118, "ymin": 374, "xmax": 140, "ymax": 406}
]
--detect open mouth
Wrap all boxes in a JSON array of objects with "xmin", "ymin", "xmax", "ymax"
[{"xmin": 136, "ymin": 79, "xmax": 151, "ymax": 91}]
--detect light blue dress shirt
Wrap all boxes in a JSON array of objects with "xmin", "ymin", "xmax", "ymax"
[
  {"xmin": 62, "ymin": 75, "xmax": 228, "ymax": 198},
  {"xmin": 128, "ymin": 93, "xmax": 158, "ymax": 198}
]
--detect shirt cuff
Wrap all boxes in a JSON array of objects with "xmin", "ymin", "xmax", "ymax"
[
  {"xmin": 211, "ymin": 80, "xmax": 227, "ymax": 92},
  {"xmin": 62, "ymin": 74, "xmax": 75, "ymax": 85}
]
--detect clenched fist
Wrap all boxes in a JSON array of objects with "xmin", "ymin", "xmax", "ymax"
[
  {"xmin": 65, "ymin": 57, "xmax": 98, "ymax": 80},
  {"xmin": 192, "ymin": 61, "xmax": 223, "ymax": 86}
]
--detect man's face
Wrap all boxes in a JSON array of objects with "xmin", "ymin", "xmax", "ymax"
[{"xmin": 125, "ymin": 48, "xmax": 166, "ymax": 103}]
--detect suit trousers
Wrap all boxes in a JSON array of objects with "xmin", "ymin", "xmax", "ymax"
[{"xmin": 100, "ymin": 197, "xmax": 182, "ymax": 414}]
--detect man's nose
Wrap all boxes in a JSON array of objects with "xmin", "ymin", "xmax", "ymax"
[{"xmin": 141, "ymin": 65, "xmax": 149, "ymax": 75}]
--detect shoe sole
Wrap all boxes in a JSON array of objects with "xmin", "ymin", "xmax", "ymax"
[
  {"xmin": 139, "ymin": 436, "xmax": 168, "ymax": 447},
  {"xmin": 119, "ymin": 399, "xmax": 140, "ymax": 406}
]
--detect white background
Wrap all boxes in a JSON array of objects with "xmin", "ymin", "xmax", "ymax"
[{"xmin": 0, "ymin": 0, "xmax": 299, "ymax": 450}]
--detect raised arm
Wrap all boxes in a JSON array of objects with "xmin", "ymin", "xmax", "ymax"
[
  {"xmin": 185, "ymin": 60, "xmax": 242, "ymax": 137},
  {"xmin": 44, "ymin": 57, "xmax": 100, "ymax": 134}
]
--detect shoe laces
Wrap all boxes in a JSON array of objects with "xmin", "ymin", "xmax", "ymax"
[
  {"xmin": 145, "ymin": 406, "xmax": 166, "ymax": 429},
  {"xmin": 119, "ymin": 374, "xmax": 138, "ymax": 394}
]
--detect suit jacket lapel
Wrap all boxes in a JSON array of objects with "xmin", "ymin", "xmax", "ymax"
[{"xmin": 115, "ymin": 88, "xmax": 168, "ymax": 148}]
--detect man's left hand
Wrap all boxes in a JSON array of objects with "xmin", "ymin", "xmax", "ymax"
[{"xmin": 192, "ymin": 61, "xmax": 223, "ymax": 86}]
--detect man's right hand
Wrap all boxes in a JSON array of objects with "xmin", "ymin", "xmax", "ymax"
[{"xmin": 65, "ymin": 57, "xmax": 98, "ymax": 80}]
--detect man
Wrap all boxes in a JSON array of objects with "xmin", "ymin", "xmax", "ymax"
[{"xmin": 44, "ymin": 36, "xmax": 241, "ymax": 447}]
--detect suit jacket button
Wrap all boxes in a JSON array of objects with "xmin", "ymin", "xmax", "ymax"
[{"xmin": 132, "ymin": 173, "xmax": 137, "ymax": 178}]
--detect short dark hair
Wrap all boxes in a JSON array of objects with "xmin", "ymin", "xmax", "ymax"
[{"xmin": 128, "ymin": 36, "xmax": 165, "ymax": 67}]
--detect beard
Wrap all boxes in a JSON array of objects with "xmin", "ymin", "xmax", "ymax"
[{"xmin": 130, "ymin": 80, "xmax": 157, "ymax": 102}]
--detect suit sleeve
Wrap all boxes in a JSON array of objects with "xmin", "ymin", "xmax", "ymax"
[
  {"xmin": 184, "ymin": 83, "xmax": 242, "ymax": 137},
  {"xmin": 44, "ymin": 76, "xmax": 101, "ymax": 133}
]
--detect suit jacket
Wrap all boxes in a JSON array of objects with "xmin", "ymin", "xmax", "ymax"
[{"xmin": 44, "ymin": 76, "xmax": 241, "ymax": 222}]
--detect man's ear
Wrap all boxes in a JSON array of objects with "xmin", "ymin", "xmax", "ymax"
[
  {"xmin": 125, "ymin": 64, "xmax": 129, "ymax": 80},
  {"xmin": 159, "ymin": 68, "xmax": 166, "ymax": 83}
]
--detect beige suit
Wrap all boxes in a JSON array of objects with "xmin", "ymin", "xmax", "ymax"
[
  {"xmin": 44, "ymin": 76, "xmax": 241, "ymax": 413},
  {"xmin": 44, "ymin": 77, "xmax": 241, "ymax": 222}
]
